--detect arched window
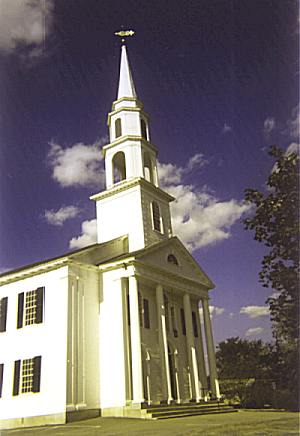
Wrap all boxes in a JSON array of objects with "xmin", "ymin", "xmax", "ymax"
[
  {"xmin": 112, "ymin": 151, "xmax": 126, "ymax": 183},
  {"xmin": 143, "ymin": 152, "xmax": 153, "ymax": 183},
  {"xmin": 141, "ymin": 118, "xmax": 147, "ymax": 140},
  {"xmin": 167, "ymin": 254, "xmax": 179, "ymax": 265},
  {"xmin": 152, "ymin": 201, "xmax": 161, "ymax": 232},
  {"xmin": 115, "ymin": 118, "xmax": 122, "ymax": 138}
]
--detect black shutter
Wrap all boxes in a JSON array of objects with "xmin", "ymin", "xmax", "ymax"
[
  {"xmin": 192, "ymin": 311, "xmax": 198, "ymax": 337},
  {"xmin": 0, "ymin": 297, "xmax": 8, "ymax": 332},
  {"xmin": 180, "ymin": 308, "xmax": 186, "ymax": 336},
  {"xmin": 17, "ymin": 293, "xmax": 24, "ymax": 329},
  {"xmin": 35, "ymin": 287, "xmax": 44, "ymax": 324},
  {"xmin": 127, "ymin": 293, "xmax": 130, "ymax": 326},
  {"xmin": 143, "ymin": 299, "xmax": 150, "ymax": 329},
  {"xmin": 13, "ymin": 360, "xmax": 21, "ymax": 396},
  {"xmin": 32, "ymin": 356, "xmax": 42, "ymax": 393},
  {"xmin": 0, "ymin": 363, "xmax": 3, "ymax": 397}
]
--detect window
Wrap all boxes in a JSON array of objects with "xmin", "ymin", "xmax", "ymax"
[
  {"xmin": 180, "ymin": 308, "xmax": 186, "ymax": 336},
  {"xmin": 138, "ymin": 293, "xmax": 151, "ymax": 329},
  {"xmin": 17, "ymin": 287, "xmax": 44, "ymax": 329},
  {"xmin": 152, "ymin": 201, "xmax": 161, "ymax": 232},
  {"xmin": 141, "ymin": 118, "xmax": 147, "ymax": 140},
  {"xmin": 143, "ymin": 298, "xmax": 150, "ymax": 329},
  {"xmin": 171, "ymin": 306, "xmax": 178, "ymax": 337},
  {"xmin": 167, "ymin": 254, "xmax": 178, "ymax": 265},
  {"xmin": 115, "ymin": 118, "xmax": 122, "ymax": 138},
  {"xmin": 192, "ymin": 311, "xmax": 198, "ymax": 337},
  {"xmin": 112, "ymin": 151, "xmax": 126, "ymax": 183},
  {"xmin": 0, "ymin": 297, "xmax": 8, "ymax": 332},
  {"xmin": 0, "ymin": 364, "xmax": 3, "ymax": 398},
  {"xmin": 13, "ymin": 356, "xmax": 41, "ymax": 396}
]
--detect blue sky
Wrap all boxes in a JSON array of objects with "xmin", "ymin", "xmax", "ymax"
[{"xmin": 0, "ymin": 0, "xmax": 299, "ymax": 345}]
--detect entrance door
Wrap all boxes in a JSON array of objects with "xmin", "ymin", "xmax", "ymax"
[{"xmin": 168, "ymin": 346, "xmax": 177, "ymax": 400}]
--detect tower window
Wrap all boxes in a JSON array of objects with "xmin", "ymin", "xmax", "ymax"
[
  {"xmin": 152, "ymin": 201, "xmax": 162, "ymax": 232},
  {"xmin": 167, "ymin": 254, "xmax": 178, "ymax": 265},
  {"xmin": 143, "ymin": 152, "xmax": 153, "ymax": 183},
  {"xmin": 112, "ymin": 151, "xmax": 126, "ymax": 183},
  {"xmin": 141, "ymin": 118, "xmax": 147, "ymax": 140},
  {"xmin": 115, "ymin": 118, "xmax": 122, "ymax": 138}
]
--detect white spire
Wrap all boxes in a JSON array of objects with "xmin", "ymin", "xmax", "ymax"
[{"xmin": 117, "ymin": 45, "xmax": 137, "ymax": 99}]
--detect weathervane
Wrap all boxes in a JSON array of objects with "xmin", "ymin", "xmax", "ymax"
[{"xmin": 115, "ymin": 29, "xmax": 135, "ymax": 44}]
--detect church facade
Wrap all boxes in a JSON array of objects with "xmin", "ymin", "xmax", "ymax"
[{"xmin": 0, "ymin": 44, "xmax": 220, "ymax": 429}]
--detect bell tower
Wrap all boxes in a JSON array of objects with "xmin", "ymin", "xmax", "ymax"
[{"xmin": 91, "ymin": 41, "xmax": 174, "ymax": 252}]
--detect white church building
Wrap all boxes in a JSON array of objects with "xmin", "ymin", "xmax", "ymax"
[{"xmin": 0, "ymin": 43, "xmax": 224, "ymax": 429}]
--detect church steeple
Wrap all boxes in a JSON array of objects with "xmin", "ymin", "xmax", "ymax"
[
  {"xmin": 91, "ymin": 41, "xmax": 174, "ymax": 252},
  {"xmin": 117, "ymin": 45, "xmax": 137, "ymax": 99}
]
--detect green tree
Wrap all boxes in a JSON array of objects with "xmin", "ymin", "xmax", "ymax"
[
  {"xmin": 216, "ymin": 337, "xmax": 275, "ymax": 380},
  {"xmin": 244, "ymin": 145, "xmax": 299, "ymax": 406}
]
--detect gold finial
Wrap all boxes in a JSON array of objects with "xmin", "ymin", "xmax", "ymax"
[{"xmin": 115, "ymin": 30, "xmax": 135, "ymax": 43}]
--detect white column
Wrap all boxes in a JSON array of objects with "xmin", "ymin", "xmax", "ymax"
[
  {"xmin": 197, "ymin": 306, "xmax": 208, "ymax": 396},
  {"xmin": 202, "ymin": 298, "xmax": 220, "ymax": 399},
  {"xmin": 183, "ymin": 294, "xmax": 201, "ymax": 401},
  {"xmin": 156, "ymin": 284, "xmax": 173, "ymax": 403},
  {"xmin": 128, "ymin": 275, "xmax": 144, "ymax": 403}
]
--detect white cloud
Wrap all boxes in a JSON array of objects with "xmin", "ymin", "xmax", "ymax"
[
  {"xmin": 69, "ymin": 219, "xmax": 97, "ymax": 249},
  {"xmin": 209, "ymin": 305, "xmax": 225, "ymax": 316},
  {"xmin": 158, "ymin": 155, "xmax": 250, "ymax": 251},
  {"xmin": 167, "ymin": 183, "xmax": 250, "ymax": 251},
  {"xmin": 245, "ymin": 327, "xmax": 265, "ymax": 338},
  {"xmin": 44, "ymin": 205, "xmax": 80, "ymax": 226},
  {"xmin": 48, "ymin": 139, "xmax": 106, "ymax": 188},
  {"xmin": 285, "ymin": 105, "xmax": 299, "ymax": 140},
  {"xmin": 158, "ymin": 153, "xmax": 207, "ymax": 187},
  {"xmin": 286, "ymin": 142, "xmax": 300, "ymax": 155},
  {"xmin": 199, "ymin": 305, "xmax": 225, "ymax": 323},
  {"xmin": 263, "ymin": 117, "xmax": 276, "ymax": 136},
  {"xmin": 0, "ymin": 0, "xmax": 53, "ymax": 55},
  {"xmin": 222, "ymin": 123, "xmax": 232, "ymax": 134},
  {"xmin": 240, "ymin": 305, "xmax": 269, "ymax": 319}
]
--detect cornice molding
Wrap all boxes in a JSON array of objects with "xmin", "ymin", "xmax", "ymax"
[
  {"xmin": 90, "ymin": 177, "xmax": 174, "ymax": 203},
  {"xmin": 102, "ymin": 135, "xmax": 157, "ymax": 155}
]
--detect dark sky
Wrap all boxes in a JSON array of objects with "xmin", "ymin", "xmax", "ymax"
[{"xmin": 0, "ymin": 0, "xmax": 298, "ymax": 344}]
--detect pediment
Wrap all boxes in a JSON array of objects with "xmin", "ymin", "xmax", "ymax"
[{"xmin": 135, "ymin": 237, "xmax": 214, "ymax": 289}]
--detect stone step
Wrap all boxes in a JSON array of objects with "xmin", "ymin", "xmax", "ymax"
[
  {"xmin": 151, "ymin": 408, "xmax": 237, "ymax": 420},
  {"xmin": 144, "ymin": 403, "xmax": 229, "ymax": 413},
  {"xmin": 144, "ymin": 403, "xmax": 237, "ymax": 419}
]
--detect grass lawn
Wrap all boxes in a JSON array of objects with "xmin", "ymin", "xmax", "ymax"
[{"xmin": 3, "ymin": 410, "xmax": 299, "ymax": 436}]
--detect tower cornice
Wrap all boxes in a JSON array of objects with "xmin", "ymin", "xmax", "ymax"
[
  {"xmin": 102, "ymin": 135, "xmax": 158, "ymax": 157},
  {"xmin": 112, "ymin": 96, "xmax": 144, "ymax": 111},
  {"xmin": 90, "ymin": 177, "xmax": 174, "ymax": 203},
  {"xmin": 107, "ymin": 105, "xmax": 149, "ymax": 126}
]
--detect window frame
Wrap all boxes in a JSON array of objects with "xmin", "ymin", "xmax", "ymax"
[
  {"xmin": 151, "ymin": 201, "xmax": 163, "ymax": 233},
  {"xmin": 13, "ymin": 356, "xmax": 42, "ymax": 396},
  {"xmin": 17, "ymin": 287, "xmax": 45, "ymax": 329}
]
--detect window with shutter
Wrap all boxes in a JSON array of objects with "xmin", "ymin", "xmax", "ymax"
[
  {"xmin": 17, "ymin": 287, "xmax": 45, "ymax": 328},
  {"xmin": 13, "ymin": 356, "xmax": 42, "ymax": 395},
  {"xmin": 0, "ymin": 297, "xmax": 8, "ymax": 332}
]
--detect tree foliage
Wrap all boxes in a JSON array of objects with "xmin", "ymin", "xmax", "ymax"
[
  {"xmin": 244, "ymin": 145, "xmax": 299, "ymax": 404},
  {"xmin": 216, "ymin": 337, "xmax": 275, "ymax": 380}
]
